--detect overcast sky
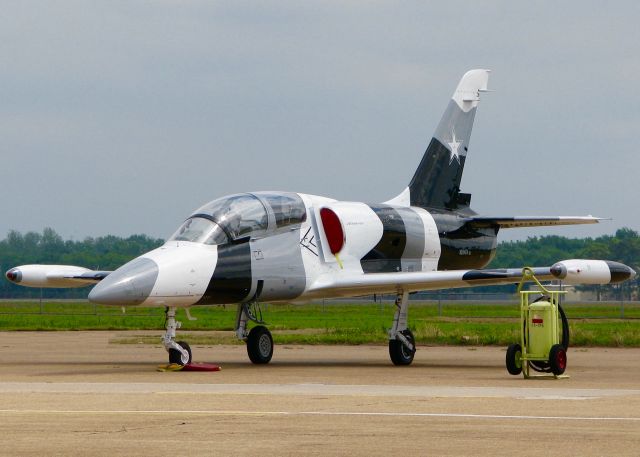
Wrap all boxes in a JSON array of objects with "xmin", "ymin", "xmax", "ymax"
[{"xmin": 1, "ymin": 1, "xmax": 638, "ymax": 242}]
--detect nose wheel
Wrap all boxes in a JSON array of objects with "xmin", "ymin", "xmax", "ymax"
[
  {"xmin": 162, "ymin": 307, "xmax": 192, "ymax": 366},
  {"xmin": 169, "ymin": 341, "xmax": 192, "ymax": 365}
]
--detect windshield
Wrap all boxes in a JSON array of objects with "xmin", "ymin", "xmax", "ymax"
[
  {"xmin": 169, "ymin": 217, "xmax": 228, "ymax": 245},
  {"xmin": 194, "ymin": 193, "xmax": 268, "ymax": 240}
]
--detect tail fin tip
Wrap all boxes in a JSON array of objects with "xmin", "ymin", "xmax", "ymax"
[{"xmin": 453, "ymin": 69, "xmax": 491, "ymax": 111}]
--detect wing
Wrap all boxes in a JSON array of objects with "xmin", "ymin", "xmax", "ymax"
[
  {"xmin": 467, "ymin": 216, "xmax": 604, "ymax": 229},
  {"xmin": 305, "ymin": 260, "xmax": 634, "ymax": 299}
]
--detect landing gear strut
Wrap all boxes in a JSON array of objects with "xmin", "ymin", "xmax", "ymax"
[
  {"xmin": 388, "ymin": 291, "xmax": 416, "ymax": 366},
  {"xmin": 236, "ymin": 301, "xmax": 273, "ymax": 364},
  {"xmin": 163, "ymin": 307, "xmax": 192, "ymax": 366}
]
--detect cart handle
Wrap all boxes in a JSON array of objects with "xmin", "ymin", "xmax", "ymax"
[{"xmin": 517, "ymin": 267, "xmax": 567, "ymax": 296}]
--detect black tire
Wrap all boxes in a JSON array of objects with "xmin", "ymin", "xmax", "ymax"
[
  {"xmin": 247, "ymin": 325, "xmax": 273, "ymax": 364},
  {"xmin": 389, "ymin": 329, "xmax": 416, "ymax": 366},
  {"xmin": 506, "ymin": 343, "xmax": 523, "ymax": 375},
  {"xmin": 549, "ymin": 344, "xmax": 567, "ymax": 376},
  {"xmin": 168, "ymin": 341, "xmax": 192, "ymax": 366}
]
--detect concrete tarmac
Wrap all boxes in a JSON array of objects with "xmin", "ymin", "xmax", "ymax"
[{"xmin": 1, "ymin": 331, "xmax": 639, "ymax": 456}]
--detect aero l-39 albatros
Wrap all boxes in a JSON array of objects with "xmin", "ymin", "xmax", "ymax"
[{"xmin": 6, "ymin": 70, "xmax": 635, "ymax": 366}]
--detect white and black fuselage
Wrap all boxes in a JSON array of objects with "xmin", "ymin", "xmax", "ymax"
[{"xmin": 91, "ymin": 191, "xmax": 491, "ymax": 307}]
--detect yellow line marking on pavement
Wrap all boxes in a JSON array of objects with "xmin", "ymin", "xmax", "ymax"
[{"xmin": 1, "ymin": 410, "xmax": 639, "ymax": 422}]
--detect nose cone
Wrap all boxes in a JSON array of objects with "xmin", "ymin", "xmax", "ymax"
[
  {"xmin": 5, "ymin": 268, "xmax": 22, "ymax": 283},
  {"xmin": 89, "ymin": 258, "xmax": 159, "ymax": 306},
  {"xmin": 605, "ymin": 261, "xmax": 637, "ymax": 283}
]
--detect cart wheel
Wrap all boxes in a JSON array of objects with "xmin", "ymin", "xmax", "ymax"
[
  {"xmin": 549, "ymin": 344, "xmax": 567, "ymax": 376},
  {"xmin": 506, "ymin": 343, "xmax": 523, "ymax": 375}
]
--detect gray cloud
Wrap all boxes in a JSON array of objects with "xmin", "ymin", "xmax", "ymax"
[{"xmin": 1, "ymin": 1, "xmax": 638, "ymax": 242}]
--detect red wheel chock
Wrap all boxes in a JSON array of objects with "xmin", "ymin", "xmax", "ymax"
[{"xmin": 157, "ymin": 362, "xmax": 221, "ymax": 372}]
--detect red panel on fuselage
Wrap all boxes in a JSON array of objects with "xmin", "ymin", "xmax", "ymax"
[{"xmin": 320, "ymin": 207, "xmax": 345, "ymax": 254}]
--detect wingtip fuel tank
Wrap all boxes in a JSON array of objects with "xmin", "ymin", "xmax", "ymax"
[
  {"xmin": 5, "ymin": 265, "xmax": 99, "ymax": 288},
  {"xmin": 550, "ymin": 259, "xmax": 636, "ymax": 285}
]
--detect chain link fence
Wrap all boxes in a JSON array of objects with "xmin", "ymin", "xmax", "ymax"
[{"xmin": 1, "ymin": 292, "xmax": 637, "ymax": 320}]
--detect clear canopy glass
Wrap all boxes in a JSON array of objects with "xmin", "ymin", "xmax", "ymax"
[
  {"xmin": 193, "ymin": 193, "xmax": 268, "ymax": 240},
  {"xmin": 254, "ymin": 192, "xmax": 307, "ymax": 227},
  {"xmin": 169, "ymin": 217, "xmax": 228, "ymax": 245}
]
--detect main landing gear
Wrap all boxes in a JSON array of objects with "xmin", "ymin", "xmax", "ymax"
[
  {"xmin": 163, "ymin": 307, "xmax": 192, "ymax": 366},
  {"xmin": 236, "ymin": 301, "xmax": 273, "ymax": 364},
  {"xmin": 388, "ymin": 291, "xmax": 416, "ymax": 365}
]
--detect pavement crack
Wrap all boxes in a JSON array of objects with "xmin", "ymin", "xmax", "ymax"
[{"xmin": 80, "ymin": 420, "xmax": 190, "ymax": 435}]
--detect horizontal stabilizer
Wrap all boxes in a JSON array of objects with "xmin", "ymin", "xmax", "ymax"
[{"xmin": 466, "ymin": 216, "xmax": 604, "ymax": 229}]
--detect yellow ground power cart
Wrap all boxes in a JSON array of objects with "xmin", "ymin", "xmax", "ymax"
[{"xmin": 506, "ymin": 268, "xmax": 570, "ymax": 378}]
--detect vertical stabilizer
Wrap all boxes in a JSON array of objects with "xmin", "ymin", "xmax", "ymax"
[{"xmin": 406, "ymin": 69, "xmax": 490, "ymax": 210}]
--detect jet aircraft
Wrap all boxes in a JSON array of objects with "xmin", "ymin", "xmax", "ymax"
[{"xmin": 6, "ymin": 69, "xmax": 635, "ymax": 366}]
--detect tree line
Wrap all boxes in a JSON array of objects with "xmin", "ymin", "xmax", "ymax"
[{"xmin": 1, "ymin": 227, "xmax": 638, "ymax": 299}]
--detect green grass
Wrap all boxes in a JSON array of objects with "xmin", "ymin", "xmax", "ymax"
[{"xmin": 1, "ymin": 300, "xmax": 639, "ymax": 347}]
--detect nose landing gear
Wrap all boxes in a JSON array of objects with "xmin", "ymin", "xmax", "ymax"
[{"xmin": 163, "ymin": 306, "xmax": 192, "ymax": 366}]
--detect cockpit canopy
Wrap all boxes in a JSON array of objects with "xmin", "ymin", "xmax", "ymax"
[{"xmin": 169, "ymin": 192, "xmax": 307, "ymax": 245}]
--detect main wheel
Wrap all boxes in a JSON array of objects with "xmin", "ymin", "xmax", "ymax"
[
  {"xmin": 247, "ymin": 325, "xmax": 273, "ymax": 364},
  {"xmin": 169, "ymin": 341, "xmax": 192, "ymax": 366},
  {"xmin": 389, "ymin": 329, "xmax": 416, "ymax": 366},
  {"xmin": 549, "ymin": 344, "xmax": 567, "ymax": 376},
  {"xmin": 506, "ymin": 343, "xmax": 523, "ymax": 375}
]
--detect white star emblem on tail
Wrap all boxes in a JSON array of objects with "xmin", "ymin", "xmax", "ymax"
[{"xmin": 447, "ymin": 130, "xmax": 463, "ymax": 165}]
